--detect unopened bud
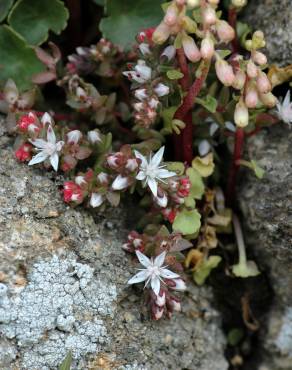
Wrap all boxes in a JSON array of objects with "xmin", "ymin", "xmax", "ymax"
[
  {"xmin": 164, "ymin": 4, "xmax": 178, "ymax": 27},
  {"xmin": 251, "ymin": 51, "xmax": 267, "ymax": 66},
  {"xmin": 232, "ymin": 70, "xmax": 246, "ymax": 90},
  {"xmin": 203, "ymin": 6, "xmax": 217, "ymax": 26},
  {"xmin": 201, "ymin": 35, "xmax": 215, "ymax": 60},
  {"xmin": 215, "ymin": 59, "xmax": 235, "ymax": 86},
  {"xmin": 245, "ymin": 83, "xmax": 258, "ymax": 108},
  {"xmin": 182, "ymin": 34, "xmax": 201, "ymax": 62},
  {"xmin": 259, "ymin": 92, "xmax": 277, "ymax": 108},
  {"xmin": 152, "ymin": 22, "xmax": 171, "ymax": 45},
  {"xmin": 256, "ymin": 72, "xmax": 271, "ymax": 94},
  {"xmin": 246, "ymin": 60, "xmax": 258, "ymax": 78},
  {"xmin": 231, "ymin": 0, "xmax": 247, "ymax": 7},
  {"xmin": 161, "ymin": 45, "xmax": 176, "ymax": 61},
  {"xmin": 216, "ymin": 20, "xmax": 235, "ymax": 43},
  {"xmin": 234, "ymin": 99, "xmax": 249, "ymax": 127}
]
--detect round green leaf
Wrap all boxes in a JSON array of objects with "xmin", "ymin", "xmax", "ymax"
[
  {"xmin": 0, "ymin": 25, "xmax": 45, "ymax": 91},
  {"xmin": 173, "ymin": 209, "xmax": 201, "ymax": 236},
  {"xmin": 186, "ymin": 168, "xmax": 205, "ymax": 200},
  {"xmin": 8, "ymin": 0, "xmax": 69, "ymax": 45},
  {"xmin": 100, "ymin": 0, "xmax": 164, "ymax": 50},
  {"xmin": 0, "ymin": 0, "xmax": 14, "ymax": 22}
]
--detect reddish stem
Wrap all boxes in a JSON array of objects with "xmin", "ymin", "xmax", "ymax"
[
  {"xmin": 228, "ymin": 7, "xmax": 239, "ymax": 54},
  {"xmin": 226, "ymin": 127, "xmax": 245, "ymax": 206},
  {"xmin": 173, "ymin": 48, "xmax": 190, "ymax": 161},
  {"xmin": 174, "ymin": 59, "xmax": 211, "ymax": 164}
]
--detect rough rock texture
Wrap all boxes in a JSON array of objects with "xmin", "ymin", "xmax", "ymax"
[
  {"xmin": 0, "ymin": 130, "xmax": 228, "ymax": 370},
  {"xmin": 239, "ymin": 126, "xmax": 292, "ymax": 370},
  {"xmin": 244, "ymin": 0, "xmax": 292, "ymax": 66}
]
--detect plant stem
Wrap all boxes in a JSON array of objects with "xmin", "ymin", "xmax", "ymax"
[
  {"xmin": 232, "ymin": 214, "xmax": 247, "ymax": 264},
  {"xmin": 174, "ymin": 58, "xmax": 211, "ymax": 164},
  {"xmin": 226, "ymin": 127, "xmax": 245, "ymax": 206},
  {"xmin": 173, "ymin": 48, "xmax": 190, "ymax": 161},
  {"xmin": 228, "ymin": 7, "xmax": 239, "ymax": 54}
]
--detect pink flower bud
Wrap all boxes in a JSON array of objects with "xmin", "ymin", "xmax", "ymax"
[
  {"xmin": 215, "ymin": 59, "xmax": 235, "ymax": 86},
  {"xmin": 97, "ymin": 172, "xmax": 110, "ymax": 185},
  {"xmin": 155, "ymin": 291, "xmax": 166, "ymax": 307},
  {"xmin": 234, "ymin": 99, "xmax": 249, "ymax": 127},
  {"xmin": 246, "ymin": 60, "xmax": 258, "ymax": 79},
  {"xmin": 111, "ymin": 175, "xmax": 129, "ymax": 190},
  {"xmin": 154, "ymin": 83, "xmax": 170, "ymax": 97},
  {"xmin": 63, "ymin": 182, "xmax": 84, "ymax": 203},
  {"xmin": 245, "ymin": 83, "xmax": 258, "ymax": 108},
  {"xmin": 134, "ymin": 88, "xmax": 148, "ymax": 101},
  {"xmin": 161, "ymin": 45, "xmax": 176, "ymax": 61},
  {"xmin": 87, "ymin": 130, "xmax": 101, "ymax": 144},
  {"xmin": 168, "ymin": 296, "xmax": 181, "ymax": 312},
  {"xmin": 252, "ymin": 51, "xmax": 267, "ymax": 66},
  {"xmin": 172, "ymin": 278, "xmax": 187, "ymax": 291},
  {"xmin": 256, "ymin": 72, "xmax": 271, "ymax": 94},
  {"xmin": 67, "ymin": 130, "xmax": 82, "ymax": 145},
  {"xmin": 15, "ymin": 143, "xmax": 33, "ymax": 162},
  {"xmin": 125, "ymin": 158, "xmax": 139, "ymax": 172},
  {"xmin": 216, "ymin": 20, "xmax": 235, "ymax": 43},
  {"xmin": 203, "ymin": 6, "xmax": 217, "ymax": 26},
  {"xmin": 153, "ymin": 306, "xmax": 164, "ymax": 320},
  {"xmin": 107, "ymin": 152, "xmax": 125, "ymax": 169},
  {"xmin": 90, "ymin": 193, "xmax": 104, "ymax": 208},
  {"xmin": 155, "ymin": 192, "xmax": 168, "ymax": 208},
  {"xmin": 232, "ymin": 70, "xmax": 246, "ymax": 90},
  {"xmin": 17, "ymin": 112, "xmax": 37, "ymax": 132},
  {"xmin": 200, "ymin": 36, "xmax": 215, "ymax": 60},
  {"xmin": 259, "ymin": 92, "xmax": 277, "ymax": 108},
  {"xmin": 75, "ymin": 175, "xmax": 86, "ymax": 186},
  {"xmin": 182, "ymin": 34, "xmax": 201, "ymax": 63},
  {"xmin": 164, "ymin": 4, "xmax": 178, "ymax": 26},
  {"xmin": 152, "ymin": 22, "xmax": 171, "ymax": 45}
]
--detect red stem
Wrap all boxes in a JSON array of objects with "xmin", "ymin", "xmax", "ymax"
[
  {"xmin": 173, "ymin": 48, "xmax": 190, "ymax": 161},
  {"xmin": 174, "ymin": 58, "xmax": 211, "ymax": 164},
  {"xmin": 228, "ymin": 7, "xmax": 239, "ymax": 54},
  {"xmin": 226, "ymin": 127, "xmax": 245, "ymax": 206}
]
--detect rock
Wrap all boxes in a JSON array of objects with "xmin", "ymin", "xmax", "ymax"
[
  {"xmin": 0, "ymin": 132, "xmax": 228, "ymax": 370},
  {"xmin": 244, "ymin": 0, "xmax": 292, "ymax": 66},
  {"xmin": 239, "ymin": 126, "xmax": 292, "ymax": 370}
]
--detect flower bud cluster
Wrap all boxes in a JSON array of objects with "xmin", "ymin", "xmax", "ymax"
[
  {"xmin": 14, "ymin": 112, "xmax": 93, "ymax": 172},
  {"xmin": 66, "ymin": 38, "xmax": 122, "ymax": 77},
  {"xmin": 123, "ymin": 44, "xmax": 170, "ymax": 127},
  {"xmin": 124, "ymin": 230, "xmax": 187, "ymax": 319},
  {"xmin": 58, "ymin": 74, "xmax": 117, "ymax": 125}
]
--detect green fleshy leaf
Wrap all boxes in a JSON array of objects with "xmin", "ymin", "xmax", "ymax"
[
  {"xmin": 232, "ymin": 260, "xmax": 260, "ymax": 278},
  {"xmin": 59, "ymin": 352, "xmax": 72, "ymax": 370},
  {"xmin": 167, "ymin": 69, "xmax": 184, "ymax": 80},
  {"xmin": 0, "ymin": 25, "xmax": 45, "ymax": 90},
  {"xmin": 186, "ymin": 168, "xmax": 204, "ymax": 200},
  {"xmin": 8, "ymin": 0, "xmax": 69, "ymax": 45},
  {"xmin": 236, "ymin": 21, "xmax": 252, "ymax": 48},
  {"xmin": 228, "ymin": 328, "xmax": 244, "ymax": 346},
  {"xmin": 0, "ymin": 0, "xmax": 14, "ymax": 22},
  {"xmin": 92, "ymin": 0, "xmax": 105, "ymax": 5},
  {"xmin": 250, "ymin": 160, "xmax": 265, "ymax": 179},
  {"xmin": 196, "ymin": 94, "xmax": 218, "ymax": 113},
  {"xmin": 100, "ymin": 0, "xmax": 164, "ymax": 50},
  {"xmin": 161, "ymin": 106, "xmax": 177, "ymax": 134},
  {"xmin": 173, "ymin": 209, "xmax": 201, "ymax": 236},
  {"xmin": 216, "ymin": 49, "xmax": 232, "ymax": 59},
  {"xmin": 193, "ymin": 256, "xmax": 222, "ymax": 285},
  {"xmin": 166, "ymin": 162, "xmax": 185, "ymax": 176}
]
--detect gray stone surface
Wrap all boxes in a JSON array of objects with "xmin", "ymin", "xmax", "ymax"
[
  {"xmin": 244, "ymin": 0, "xmax": 292, "ymax": 66},
  {"xmin": 239, "ymin": 126, "xmax": 292, "ymax": 370},
  {"xmin": 0, "ymin": 130, "xmax": 228, "ymax": 369}
]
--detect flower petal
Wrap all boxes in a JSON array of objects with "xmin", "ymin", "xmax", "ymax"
[
  {"xmin": 136, "ymin": 250, "xmax": 152, "ymax": 268},
  {"xmin": 154, "ymin": 251, "xmax": 166, "ymax": 267},
  {"xmin": 151, "ymin": 276, "xmax": 161, "ymax": 296},
  {"xmin": 50, "ymin": 152, "xmax": 59, "ymax": 171},
  {"xmin": 28, "ymin": 151, "xmax": 48, "ymax": 166},
  {"xmin": 283, "ymin": 90, "xmax": 291, "ymax": 107},
  {"xmin": 29, "ymin": 138, "xmax": 48, "ymax": 149},
  {"xmin": 151, "ymin": 146, "xmax": 164, "ymax": 167},
  {"xmin": 160, "ymin": 268, "xmax": 180, "ymax": 279},
  {"xmin": 47, "ymin": 125, "xmax": 56, "ymax": 144},
  {"xmin": 147, "ymin": 177, "xmax": 158, "ymax": 197},
  {"xmin": 157, "ymin": 169, "xmax": 176, "ymax": 179},
  {"xmin": 136, "ymin": 171, "xmax": 146, "ymax": 181},
  {"xmin": 134, "ymin": 150, "xmax": 147, "ymax": 167},
  {"xmin": 128, "ymin": 270, "xmax": 148, "ymax": 285}
]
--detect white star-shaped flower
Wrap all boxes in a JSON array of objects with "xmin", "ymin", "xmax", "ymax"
[
  {"xmin": 123, "ymin": 60, "xmax": 152, "ymax": 84},
  {"xmin": 276, "ymin": 90, "xmax": 292, "ymax": 127},
  {"xmin": 128, "ymin": 250, "xmax": 181, "ymax": 296},
  {"xmin": 134, "ymin": 146, "xmax": 176, "ymax": 197},
  {"xmin": 28, "ymin": 125, "xmax": 64, "ymax": 171}
]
